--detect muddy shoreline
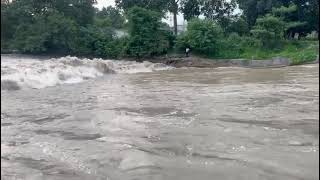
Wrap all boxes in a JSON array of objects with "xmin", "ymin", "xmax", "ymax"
[
  {"xmin": 149, "ymin": 56, "xmax": 319, "ymax": 68},
  {"xmin": 2, "ymin": 53, "xmax": 319, "ymax": 68}
]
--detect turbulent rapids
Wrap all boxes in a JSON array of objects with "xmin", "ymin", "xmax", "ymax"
[
  {"xmin": 1, "ymin": 54, "xmax": 319, "ymax": 180},
  {"xmin": 1, "ymin": 55, "xmax": 171, "ymax": 90}
]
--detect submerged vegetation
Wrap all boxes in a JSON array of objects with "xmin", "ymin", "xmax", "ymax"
[{"xmin": 1, "ymin": 0, "xmax": 319, "ymax": 64}]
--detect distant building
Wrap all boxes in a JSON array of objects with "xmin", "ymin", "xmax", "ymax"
[
  {"xmin": 169, "ymin": 24, "xmax": 188, "ymax": 35},
  {"xmin": 114, "ymin": 30, "xmax": 129, "ymax": 38},
  {"xmin": 1, "ymin": 0, "xmax": 9, "ymax": 4},
  {"xmin": 164, "ymin": 13, "xmax": 188, "ymax": 35}
]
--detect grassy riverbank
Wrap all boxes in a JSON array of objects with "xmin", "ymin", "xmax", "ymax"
[
  {"xmin": 239, "ymin": 41, "xmax": 319, "ymax": 65},
  {"xmin": 167, "ymin": 40, "xmax": 318, "ymax": 65}
]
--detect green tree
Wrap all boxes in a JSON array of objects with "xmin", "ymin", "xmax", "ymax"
[
  {"xmin": 250, "ymin": 4, "xmax": 306, "ymax": 48},
  {"xmin": 236, "ymin": 0, "xmax": 282, "ymax": 27},
  {"xmin": 96, "ymin": 6, "xmax": 125, "ymax": 29},
  {"xmin": 251, "ymin": 14, "xmax": 286, "ymax": 48},
  {"xmin": 126, "ymin": 7, "xmax": 171, "ymax": 58},
  {"xmin": 70, "ymin": 21, "xmax": 126, "ymax": 59},
  {"xmin": 8, "ymin": 0, "xmax": 96, "ymax": 26},
  {"xmin": 180, "ymin": 0, "xmax": 201, "ymax": 21},
  {"xmin": 226, "ymin": 16, "xmax": 250, "ymax": 36},
  {"xmin": 180, "ymin": 0, "xmax": 237, "ymax": 31},
  {"xmin": 1, "ymin": 3, "xmax": 15, "ymax": 50},
  {"xmin": 63, "ymin": 0, "xmax": 97, "ymax": 26},
  {"xmin": 1, "ymin": 0, "xmax": 35, "ymax": 49},
  {"xmin": 271, "ymin": 4, "xmax": 306, "ymax": 38},
  {"xmin": 280, "ymin": 0, "xmax": 319, "ymax": 34},
  {"xmin": 115, "ymin": 0, "xmax": 169, "ymax": 13},
  {"xmin": 201, "ymin": 0, "xmax": 236, "ymax": 25},
  {"xmin": 178, "ymin": 18, "xmax": 223, "ymax": 55},
  {"xmin": 237, "ymin": 0, "xmax": 319, "ymax": 34},
  {"xmin": 1, "ymin": 0, "xmax": 97, "ymax": 53},
  {"xmin": 115, "ymin": 0, "xmax": 180, "ymax": 35},
  {"xmin": 12, "ymin": 12, "xmax": 78, "ymax": 53}
]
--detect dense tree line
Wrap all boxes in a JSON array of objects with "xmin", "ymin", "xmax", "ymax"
[{"xmin": 1, "ymin": 0, "xmax": 319, "ymax": 60}]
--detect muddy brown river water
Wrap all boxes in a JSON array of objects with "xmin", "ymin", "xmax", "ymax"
[{"xmin": 1, "ymin": 55, "xmax": 319, "ymax": 180}]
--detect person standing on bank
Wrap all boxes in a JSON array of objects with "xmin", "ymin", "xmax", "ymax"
[{"xmin": 186, "ymin": 47, "xmax": 190, "ymax": 57}]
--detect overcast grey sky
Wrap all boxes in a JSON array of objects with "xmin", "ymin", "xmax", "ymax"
[{"xmin": 95, "ymin": 0, "xmax": 115, "ymax": 9}]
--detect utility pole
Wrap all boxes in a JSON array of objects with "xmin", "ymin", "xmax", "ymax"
[{"xmin": 170, "ymin": 0, "xmax": 179, "ymax": 35}]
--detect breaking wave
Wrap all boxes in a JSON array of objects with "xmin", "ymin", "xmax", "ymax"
[{"xmin": 1, "ymin": 55, "xmax": 172, "ymax": 90}]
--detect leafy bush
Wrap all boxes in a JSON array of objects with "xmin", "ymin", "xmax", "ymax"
[
  {"xmin": 251, "ymin": 14, "xmax": 286, "ymax": 49},
  {"xmin": 239, "ymin": 40, "xmax": 319, "ymax": 61},
  {"xmin": 12, "ymin": 12, "xmax": 78, "ymax": 53},
  {"xmin": 175, "ymin": 32, "xmax": 188, "ymax": 52},
  {"xmin": 95, "ymin": 6, "xmax": 125, "ymax": 29},
  {"xmin": 177, "ymin": 18, "xmax": 223, "ymax": 56},
  {"xmin": 126, "ymin": 7, "xmax": 171, "ymax": 58},
  {"xmin": 70, "ymin": 25, "xmax": 126, "ymax": 59},
  {"xmin": 216, "ymin": 33, "xmax": 261, "ymax": 58},
  {"xmin": 226, "ymin": 17, "xmax": 250, "ymax": 36},
  {"xmin": 281, "ymin": 41, "xmax": 319, "ymax": 65},
  {"xmin": 250, "ymin": 4, "xmax": 306, "ymax": 49}
]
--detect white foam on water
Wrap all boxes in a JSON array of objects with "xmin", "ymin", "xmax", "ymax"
[{"xmin": 1, "ymin": 55, "xmax": 172, "ymax": 90}]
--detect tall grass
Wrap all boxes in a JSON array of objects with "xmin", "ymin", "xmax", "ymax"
[{"xmin": 215, "ymin": 40, "xmax": 319, "ymax": 64}]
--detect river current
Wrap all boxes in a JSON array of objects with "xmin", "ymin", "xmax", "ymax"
[{"xmin": 1, "ymin": 54, "xmax": 319, "ymax": 180}]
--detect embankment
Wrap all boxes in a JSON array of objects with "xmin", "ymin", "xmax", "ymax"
[{"xmin": 150, "ymin": 56, "xmax": 319, "ymax": 68}]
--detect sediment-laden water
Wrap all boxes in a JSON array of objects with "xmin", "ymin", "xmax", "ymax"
[{"xmin": 1, "ymin": 54, "xmax": 319, "ymax": 180}]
